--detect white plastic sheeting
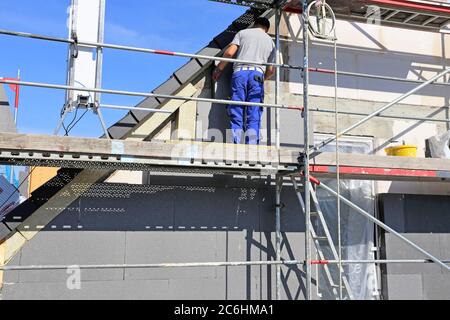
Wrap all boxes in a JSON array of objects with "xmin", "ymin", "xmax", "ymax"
[
  {"xmin": 427, "ymin": 130, "xmax": 450, "ymax": 159},
  {"xmin": 314, "ymin": 136, "xmax": 378, "ymax": 300}
]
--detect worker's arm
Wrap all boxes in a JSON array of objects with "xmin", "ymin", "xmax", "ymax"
[
  {"xmin": 212, "ymin": 44, "xmax": 239, "ymax": 82},
  {"xmin": 264, "ymin": 46, "xmax": 277, "ymax": 80},
  {"xmin": 265, "ymin": 66, "xmax": 275, "ymax": 80}
]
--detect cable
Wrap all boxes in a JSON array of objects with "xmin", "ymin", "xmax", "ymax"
[
  {"xmin": 62, "ymin": 105, "xmax": 78, "ymax": 136},
  {"xmin": 61, "ymin": 81, "xmax": 94, "ymax": 136},
  {"xmin": 67, "ymin": 109, "xmax": 88, "ymax": 133}
]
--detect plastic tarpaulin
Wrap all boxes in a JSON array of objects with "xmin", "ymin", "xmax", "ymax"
[
  {"xmin": 315, "ymin": 137, "xmax": 378, "ymax": 300},
  {"xmin": 427, "ymin": 130, "xmax": 450, "ymax": 159}
]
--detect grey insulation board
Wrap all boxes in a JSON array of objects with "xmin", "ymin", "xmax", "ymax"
[
  {"xmin": 378, "ymin": 193, "xmax": 450, "ymax": 300},
  {"xmin": 1, "ymin": 177, "xmax": 312, "ymax": 300}
]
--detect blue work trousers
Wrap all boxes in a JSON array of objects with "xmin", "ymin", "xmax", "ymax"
[{"xmin": 227, "ymin": 70, "xmax": 264, "ymax": 145}]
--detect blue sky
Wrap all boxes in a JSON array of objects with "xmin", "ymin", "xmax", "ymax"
[{"xmin": 0, "ymin": 0, "xmax": 245, "ymax": 137}]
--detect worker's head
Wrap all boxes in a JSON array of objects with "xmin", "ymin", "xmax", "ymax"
[{"xmin": 254, "ymin": 17, "xmax": 270, "ymax": 32}]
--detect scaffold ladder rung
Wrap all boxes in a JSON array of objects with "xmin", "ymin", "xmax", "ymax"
[
  {"xmin": 312, "ymin": 236, "xmax": 328, "ymax": 241},
  {"xmin": 291, "ymin": 176, "xmax": 354, "ymax": 300}
]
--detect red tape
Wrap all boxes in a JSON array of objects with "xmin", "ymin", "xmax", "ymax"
[
  {"xmin": 311, "ymin": 260, "xmax": 329, "ymax": 265},
  {"xmin": 308, "ymin": 67, "xmax": 335, "ymax": 74},
  {"xmin": 154, "ymin": 50, "xmax": 175, "ymax": 56},
  {"xmin": 288, "ymin": 105, "xmax": 304, "ymax": 111}
]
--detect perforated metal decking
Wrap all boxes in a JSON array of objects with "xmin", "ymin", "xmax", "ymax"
[{"xmin": 211, "ymin": 0, "xmax": 450, "ymax": 31}]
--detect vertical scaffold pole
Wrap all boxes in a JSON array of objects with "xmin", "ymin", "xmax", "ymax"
[
  {"xmin": 333, "ymin": 34, "xmax": 343, "ymax": 300},
  {"xmin": 94, "ymin": 0, "xmax": 105, "ymax": 108},
  {"xmin": 275, "ymin": 174, "xmax": 282, "ymax": 300},
  {"xmin": 302, "ymin": 0, "xmax": 312, "ymax": 301},
  {"xmin": 275, "ymin": 4, "xmax": 282, "ymax": 301},
  {"xmin": 275, "ymin": 6, "xmax": 281, "ymax": 149},
  {"xmin": 94, "ymin": 0, "xmax": 110, "ymax": 138}
]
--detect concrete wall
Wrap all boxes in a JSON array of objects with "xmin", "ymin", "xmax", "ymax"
[{"xmin": 378, "ymin": 194, "xmax": 450, "ymax": 300}]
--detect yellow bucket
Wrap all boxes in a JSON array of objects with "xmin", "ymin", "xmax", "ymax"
[{"xmin": 384, "ymin": 145, "xmax": 417, "ymax": 157}]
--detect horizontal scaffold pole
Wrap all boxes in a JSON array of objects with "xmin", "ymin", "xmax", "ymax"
[
  {"xmin": 1, "ymin": 28, "xmax": 450, "ymax": 88},
  {"xmin": 0, "ymin": 260, "xmax": 302, "ymax": 271},
  {"xmin": 317, "ymin": 181, "xmax": 450, "ymax": 273},
  {"xmin": 0, "ymin": 79, "xmax": 302, "ymax": 111},
  {"xmin": 2, "ymin": 259, "xmax": 449, "ymax": 271},
  {"xmin": 0, "ymin": 28, "xmax": 300, "ymax": 71}
]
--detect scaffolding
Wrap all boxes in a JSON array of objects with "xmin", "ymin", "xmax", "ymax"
[{"xmin": 1, "ymin": 0, "xmax": 450, "ymax": 300}]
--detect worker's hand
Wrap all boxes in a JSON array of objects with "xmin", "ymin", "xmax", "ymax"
[{"xmin": 212, "ymin": 67, "xmax": 223, "ymax": 82}]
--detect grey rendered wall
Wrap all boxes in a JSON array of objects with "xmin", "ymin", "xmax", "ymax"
[
  {"xmin": 378, "ymin": 194, "xmax": 450, "ymax": 300},
  {"xmin": 1, "ymin": 175, "xmax": 315, "ymax": 300}
]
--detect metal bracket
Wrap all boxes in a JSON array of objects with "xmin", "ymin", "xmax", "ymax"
[
  {"xmin": 297, "ymin": 152, "xmax": 306, "ymax": 171},
  {"xmin": 274, "ymin": 203, "xmax": 286, "ymax": 210},
  {"xmin": 71, "ymin": 31, "xmax": 79, "ymax": 59}
]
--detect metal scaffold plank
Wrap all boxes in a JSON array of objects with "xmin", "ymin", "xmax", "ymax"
[{"xmin": 283, "ymin": 0, "xmax": 450, "ymax": 31}]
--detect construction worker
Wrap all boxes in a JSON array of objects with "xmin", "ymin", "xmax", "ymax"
[{"xmin": 212, "ymin": 17, "xmax": 276, "ymax": 145}]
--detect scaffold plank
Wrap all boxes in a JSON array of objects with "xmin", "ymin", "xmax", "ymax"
[{"xmin": 1, "ymin": 132, "xmax": 450, "ymax": 181}]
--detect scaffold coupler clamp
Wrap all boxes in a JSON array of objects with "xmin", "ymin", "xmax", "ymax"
[
  {"xmin": 297, "ymin": 152, "xmax": 306, "ymax": 173},
  {"xmin": 71, "ymin": 31, "xmax": 79, "ymax": 59},
  {"xmin": 297, "ymin": 152, "xmax": 322, "ymax": 186},
  {"xmin": 287, "ymin": 105, "xmax": 305, "ymax": 118},
  {"xmin": 91, "ymin": 101, "xmax": 100, "ymax": 114}
]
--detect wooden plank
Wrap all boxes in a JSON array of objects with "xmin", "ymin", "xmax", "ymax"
[
  {"xmin": 312, "ymin": 153, "xmax": 450, "ymax": 172},
  {"xmin": 174, "ymin": 100, "xmax": 197, "ymax": 140},
  {"xmin": 152, "ymin": 121, "xmax": 172, "ymax": 141},
  {"xmin": 126, "ymin": 84, "xmax": 197, "ymax": 141},
  {"xmin": 0, "ymin": 132, "xmax": 282, "ymax": 164},
  {"xmin": 2, "ymin": 131, "xmax": 450, "ymax": 172},
  {"xmin": 0, "ymin": 231, "xmax": 28, "ymax": 290},
  {"xmin": 0, "ymin": 235, "xmax": 5, "ymax": 289}
]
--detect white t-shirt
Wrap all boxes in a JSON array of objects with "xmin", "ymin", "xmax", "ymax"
[{"xmin": 231, "ymin": 28, "xmax": 276, "ymax": 74}]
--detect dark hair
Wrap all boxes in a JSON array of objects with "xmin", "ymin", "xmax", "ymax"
[{"xmin": 254, "ymin": 17, "xmax": 270, "ymax": 31}]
